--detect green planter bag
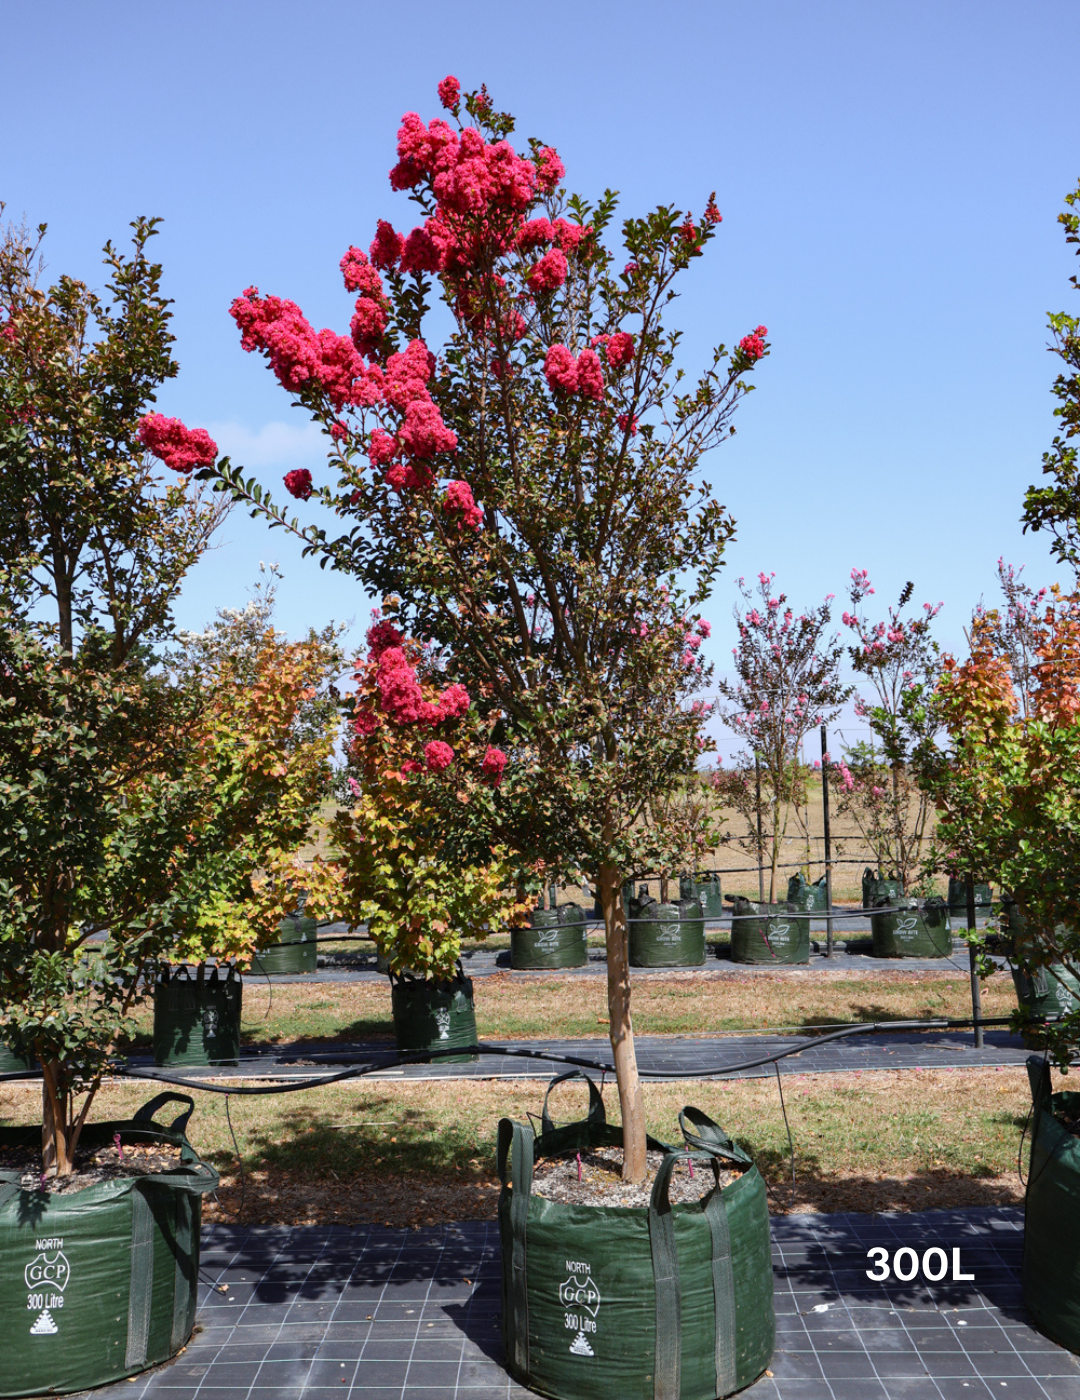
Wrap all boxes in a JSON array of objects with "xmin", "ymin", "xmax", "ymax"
[
  {"xmin": 497, "ymin": 1072, "xmax": 775, "ymax": 1400},
  {"xmin": 786, "ymin": 873, "xmax": 828, "ymax": 913},
  {"xmin": 728, "ymin": 898, "xmax": 809, "ymax": 965},
  {"xmin": 248, "ymin": 913, "xmax": 317, "ymax": 975},
  {"xmin": 0, "ymin": 1092, "xmax": 218, "ymax": 1399},
  {"xmin": 862, "ymin": 867, "xmax": 903, "ymax": 909},
  {"xmin": 1022, "ymin": 1056, "xmax": 1080, "ymax": 1355},
  {"xmin": 513, "ymin": 904, "xmax": 589, "ymax": 970},
  {"xmin": 390, "ymin": 965, "xmax": 478, "ymax": 1063},
  {"xmin": 0, "ymin": 1036, "xmax": 33, "ymax": 1076},
  {"xmin": 947, "ymin": 878, "xmax": 993, "ymax": 922},
  {"xmin": 870, "ymin": 896, "xmax": 950, "ymax": 958},
  {"xmin": 680, "ymin": 874, "xmax": 724, "ymax": 919},
  {"xmin": 152, "ymin": 964, "xmax": 241, "ymax": 1068},
  {"xmin": 629, "ymin": 896, "xmax": 705, "ymax": 968}
]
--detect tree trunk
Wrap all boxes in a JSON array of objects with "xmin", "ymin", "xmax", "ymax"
[
  {"xmin": 599, "ymin": 862, "xmax": 647, "ymax": 1182},
  {"xmin": 41, "ymin": 1064, "xmax": 72, "ymax": 1176}
]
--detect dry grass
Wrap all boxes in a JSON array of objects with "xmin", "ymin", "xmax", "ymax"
[
  {"xmin": 0, "ymin": 1066, "xmax": 1038, "ymax": 1228},
  {"xmin": 125, "ymin": 966, "xmax": 1016, "ymax": 1047}
]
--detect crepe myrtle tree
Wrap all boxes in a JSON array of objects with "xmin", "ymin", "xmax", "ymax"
[
  {"xmin": 0, "ymin": 212, "xmax": 235, "ymax": 1175},
  {"xmin": 829, "ymin": 571, "xmax": 944, "ymax": 892},
  {"xmin": 715, "ymin": 574, "xmax": 850, "ymax": 902},
  {"xmin": 200, "ymin": 76, "xmax": 768, "ymax": 1180},
  {"xmin": 1023, "ymin": 180, "xmax": 1080, "ymax": 566},
  {"xmin": 304, "ymin": 614, "xmax": 534, "ymax": 975}
]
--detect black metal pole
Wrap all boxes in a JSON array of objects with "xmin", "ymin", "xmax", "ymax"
[
  {"xmin": 966, "ymin": 873, "xmax": 984, "ymax": 1049},
  {"xmin": 821, "ymin": 725, "xmax": 833, "ymax": 958},
  {"xmin": 755, "ymin": 754, "xmax": 765, "ymax": 903}
]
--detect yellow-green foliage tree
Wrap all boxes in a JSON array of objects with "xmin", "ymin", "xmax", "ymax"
[{"xmin": 163, "ymin": 586, "xmax": 344, "ymax": 967}]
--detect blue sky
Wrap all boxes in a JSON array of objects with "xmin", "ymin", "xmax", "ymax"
[{"xmin": 6, "ymin": 0, "xmax": 1079, "ymax": 759}]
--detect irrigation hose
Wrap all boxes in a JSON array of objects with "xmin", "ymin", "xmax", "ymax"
[{"xmin": 0, "ymin": 1012, "xmax": 1023, "ymax": 1098}]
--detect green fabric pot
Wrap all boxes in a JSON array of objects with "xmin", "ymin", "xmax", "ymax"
[
  {"xmin": 248, "ymin": 914, "xmax": 317, "ymax": 975},
  {"xmin": 152, "ymin": 965, "xmax": 241, "ymax": 1067},
  {"xmin": 1010, "ymin": 961, "xmax": 1080, "ymax": 1048},
  {"xmin": 680, "ymin": 874, "xmax": 725, "ymax": 918},
  {"xmin": 947, "ymin": 878, "xmax": 993, "ymax": 921},
  {"xmin": 629, "ymin": 898, "xmax": 706, "ymax": 968},
  {"xmin": 728, "ymin": 899, "xmax": 810, "ymax": 965},
  {"xmin": 498, "ymin": 1073, "xmax": 775, "ymax": 1400},
  {"xmin": 1022, "ymin": 1058, "xmax": 1080, "ymax": 1355},
  {"xmin": 390, "ymin": 968, "xmax": 478, "ymax": 1063},
  {"xmin": 513, "ymin": 905, "xmax": 589, "ymax": 970},
  {"xmin": 0, "ymin": 1038, "xmax": 33, "ymax": 1075},
  {"xmin": 0, "ymin": 1092, "xmax": 218, "ymax": 1398},
  {"xmin": 870, "ymin": 897, "xmax": 950, "ymax": 958},
  {"xmin": 786, "ymin": 873, "xmax": 828, "ymax": 913},
  {"xmin": 862, "ymin": 867, "xmax": 903, "ymax": 908}
]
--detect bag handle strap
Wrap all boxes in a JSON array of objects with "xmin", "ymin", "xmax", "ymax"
[
  {"xmin": 679, "ymin": 1107, "xmax": 752, "ymax": 1169},
  {"xmin": 1027, "ymin": 1053, "xmax": 1052, "ymax": 1125},
  {"xmin": 648, "ymin": 1151, "xmax": 686, "ymax": 1400},
  {"xmin": 497, "ymin": 1118, "xmax": 533, "ymax": 1378},
  {"xmin": 540, "ymin": 1070, "xmax": 606, "ymax": 1133},
  {"xmin": 133, "ymin": 1091, "xmax": 196, "ymax": 1138}
]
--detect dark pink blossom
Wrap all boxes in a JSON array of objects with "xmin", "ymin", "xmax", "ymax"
[
  {"xmin": 516, "ymin": 218, "xmax": 555, "ymax": 252},
  {"xmin": 544, "ymin": 344, "xmax": 578, "ymax": 393},
  {"xmin": 424, "ymin": 740, "xmax": 455, "ymax": 771},
  {"xmin": 366, "ymin": 617, "xmax": 404, "ymax": 658},
  {"xmin": 350, "ymin": 296, "xmax": 388, "ymax": 356},
  {"xmin": 340, "ymin": 247, "xmax": 385, "ymax": 298},
  {"xmin": 437, "ymin": 75, "xmax": 461, "ymax": 110},
  {"xmin": 605, "ymin": 331, "xmax": 635, "ymax": 369},
  {"xmin": 398, "ymin": 399, "xmax": 457, "ymax": 459},
  {"xmin": 400, "ymin": 225, "xmax": 442, "ymax": 274},
  {"xmin": 526, "ymin": 247, "xmax": 568, "ymax": 293},
  {"xmin": 368, "ymin": 428, "xmax": 398, "ymax": 466},
  {"xmin": 137, "ymin": 414, "xmax": 218, "ymax": 473},
  {"xmin": 481, "ymin": 745, "xmax": 508, "ymax": 785},
  {"xmin": 535, "ymin": 145, "xmax": 565, "ymax": 191},
  {"xmin": 284, "ymin": 468, "xmax": 312, "ymax": 500},
  {"xmin": 369, "ymin": 220, "xmax": 405, "ymax": 270},
  {"xmin": 617, "ymin": 413, "xmax": 639, "ymax": 436},
  {"xmin": 575, "ymin": 348, "xmax": 605, "ymax": 401},
  {"xmin": 738, "ymin": 332, "xmax": 766, "ymax": 362},
  {"xmin": 443, "ymin": 479, "xmax": 483, "ymax": 530}
]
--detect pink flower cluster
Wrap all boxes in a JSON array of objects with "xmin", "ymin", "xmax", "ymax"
[
  {"xmin": 137, "ymin": 414, "xmax": 218, "ymax": 473},
  {"xmin": 230, "ymin": 288, "xmax": 382, "ymax": 410},
  {"xmin": 738, "ymin": 326, "xmax": 768, "ymax": 362},
  {"xmin": 424, "ymin": 739, "xmax": 455, "ymax": 771},
  {"xmin": 481, "ymin": 745, "xmax": 508, "ymax": 785},
  {"xmin": 443, "ymin": 479, "xmax": 482, "ymax": 530},
  {"xmin": 544, "ymin": 344, "xmax": 604, "ymax": 401},
  {"xmin": 284, "ymin": 468, "xmax": 313, "ymax": 500},
  {"xmin": 376, "ymin": 647, "xmax": 471, "ymax": 728}
]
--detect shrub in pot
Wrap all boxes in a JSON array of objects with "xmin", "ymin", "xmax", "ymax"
[
  {"xmin": 154, "ymin": 591, "xmax": 343, "ymax": 1056},
  {"xmin": 0, "ymin": 216, "xmax": 242, "ymax": 1393}
]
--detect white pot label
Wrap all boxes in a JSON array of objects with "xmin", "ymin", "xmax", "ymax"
[
  {"xmin": 535, "ymin": 928, "xmax": 559, "ymax": 950},
  {"xmin": 657, "ymin": 920, "xmax": 680, "ymax": 945},
  {"xmin": 435, "ymin": 1008, "xmax": 451, "ymax": 1040},
  {"xmin": 894, "ymin": 917, "xmax": 922, "ymax": 942},
  {"xmin": 202, "ymin": 1007, "xmax": 219, "ymax": 1038},
  {"xmin": 26, "ymin": 1238, "xmax": 68, "ymax": 1336},
  {"xmin": 560, "ymin": 1259, "xmax": 599, "ymax": 1356}
]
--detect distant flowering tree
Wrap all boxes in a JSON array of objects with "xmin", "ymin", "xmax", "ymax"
[
  {"xmin": 970, "ymin": 559, "xmax": 1049, "ymax": 721},
  {"xmin": 203, "ymin": 77, "xmax": 769, "ymax": 1180},
  {"xmin": 836, "ymin": 571, "xmax": 943, "ymax": 891},
  {"xmin": 716, "ymin": 573, "xmax": 849, "ymax": 901}
]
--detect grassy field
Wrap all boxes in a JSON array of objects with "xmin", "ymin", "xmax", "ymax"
[
  {"xmin": 124, "ymin": 967, "xmax": 1016, "ymax": 1046},
  {"xmin": 0, "ymin": 1066, "xmax": 1037, "ymax": 1227}
]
